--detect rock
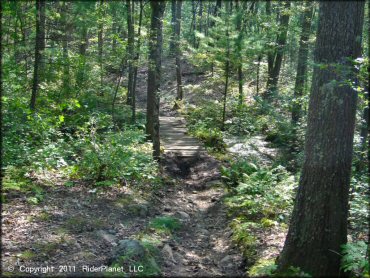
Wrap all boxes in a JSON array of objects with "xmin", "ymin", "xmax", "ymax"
[
  {"xmin": 162, "ymin": 244, "xmax": 177, "ymax": 264},
  {"xmin": 219, "ymin": 255, "xmax": 234, "ymax": 269},
  {"xmin": 211, "ymin": 196, "xmax": 218, "ymax": 202},
  {"xmin": 164, "ymin": 206, "xmax": 171, "ymax": 212},
  {"xmin": 127, "ymin": 204, "xmax": 149, "ymax": 217},
  {"xmin": 200, "ymin": 228, "xmax": 210, "ymax": 235},
  {"xmin": 112, "ymin": 239, "xmax": 145, "ymax": 261},
  {"xmin": 176, "ymin": 211, "xmax": 190, "ymax": 220},
  {"xmin": 97, "ymin": 230, "xmax": 117, "ymax": 245}
]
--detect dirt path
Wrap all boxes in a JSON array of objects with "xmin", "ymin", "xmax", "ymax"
[
  {"xmin": 147, "ymin": 58, "xmax": 246, "ymax": 276},
  {"xmin": 158, "ymin": 153, "xmax": 245, "ymax": 277}
]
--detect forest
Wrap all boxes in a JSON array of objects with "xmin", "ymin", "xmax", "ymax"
[{"xmin": 1, "ymin": 0, "xmax": 369, "ymax": 277}]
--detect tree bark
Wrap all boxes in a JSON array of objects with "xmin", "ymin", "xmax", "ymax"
[
  {"xmin": 98, "ymin": 0, "xmax": 104, "ymax": 95},
  {"xmin": 291, "ymin": 2, "xmax": 314, "ymax": 124},
  {"xmin": 146, "ymin": 1, "xmax": 166, "ymax": 160},
  {"xmin": 170, "ymin": 0, "xmax": 176, "ymax": 54},
  {"xmin": 221, "ymin": 1, "xmax": 230, "ymax": 131},
  {"xmin": 126, "ymin": 0, "xmax": 135, "ymax": 107},
  {"xmin": 264, "ymin": 1, "xmax": 291, "ymax": 101},
  {"xmin": 30, "ymin": 0, "xmax": 45, "ymax": 111},
  {"xmin": 132, "ymin": 0, "xmax": 144, "ymax": 124},
  {"xmin": 61, "ymin": 2, "xmax": 70, "ymax": 94},
  {"xmin": 277, "ymin": 2, "xmax": 365, "ymax": 276},
  {"xmin": 175, "ymin": 0, "xmax": 183, "ymax": 101},
  {"xmin": 236, "ymin": 0, "xmax": 243, "ymax": 106}
]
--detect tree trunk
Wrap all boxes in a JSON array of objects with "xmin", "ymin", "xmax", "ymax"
[
  {"xmin": 291, "ymin": 2, "xmax": 314, "ymax": 124},
  {"xmin": 191, "ymin": 0, "xmax": 196, "ymax": 48},
  {"xmin": 221, "ymin": 2, "xmax": 230, "ymax": 131},
  {"xmin": 175, "ymin": 0, "xmax": 183, "ymax": 101},
  {"xmin": 264, "ymin": 1, "xmax": 290, "ymax": 101},
  {"xmin": 256, "ymin": 55, "xmax": 261, "ymax": 96},
  {"xmin": 61, "ymin": 2, "xmax": 70, "ymax": 94},
  {"xmin": 126, "ymin": 0, "xmax": 135, "ymax": 107},
  {"xmin": 170, "ymin": 0, "xmax": 176, "ymax": 54},
  {"xmin": 30, "ymin": 0, "xmax": 45, "ymax": 111},
  {"xmin": 146, "ymin": 1, "xmax": 166, "ymax": 160},
  {"xmin": 236, "ymin": 0, "xmax": 243, "ymax": 106},
  {"xmin": 132, "ymin": 0, "xmax": 144, "ymax": 124},
  {"xmin": 277, "ymin": 2, "xmax": 365, "ymax": 276},
  {"xmin": 98, "ymin": 0, "xmax": 104, "ymax": 95}
]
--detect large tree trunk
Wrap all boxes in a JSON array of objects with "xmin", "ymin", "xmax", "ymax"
[
  {"xmin": 30, "ymin": 0, "xmax": 45, "ymax": 111},
  {"xmin": 291, "ymin": 2, "xmax": 314, "ymax": 124},
  {"xmin": 175, "ymin": 0, "xmax": 183, "ymax": 101},
  {"xmin": 277, "ymin": 2, "xmax": 365, "ymax": 276},
  {"xmin": 126, "ymin": 0, "xmax": 135, "ymax": 107},
  {"xmin": 146, "ymin": 1, "xmax": 166, "ymax": 160},
  {"xmin": 264, "ymin": 1, "xmax": 290, "ymax": 101}
]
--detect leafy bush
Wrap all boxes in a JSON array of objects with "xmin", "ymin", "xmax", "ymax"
[
  {"xmin": 76, "ymin": 129, "xmax": 158, "ymax": 183},
  {"xmin": 341, "ymin": 241, "xmax": 369, "ymax": 277},
  {"xmin": 224, "ymin": 162, "xmax": 296, "ymax": 223}
]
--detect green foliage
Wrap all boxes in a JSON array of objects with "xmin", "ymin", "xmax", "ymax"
[
  {"xmin": 247, "ymin": 258, "xmax": 277, "ymax": 277},
  {"xmin": 224, "ymin": 161, "xmax": 296, "ymax": 222},
  {"xmin": 110, "ymin": 240, "xmax": 161, "ymax": 277},
  {"xmin": 76, "ymin": 128, "xmax": 158, "ymax": 183},
  {"xmin": 149, "ymin": 216, "xmax": 182, "ymax": 234},
  {"xmin": 341, "ymin": 241, "xmax": 370, "ymax": 277}
]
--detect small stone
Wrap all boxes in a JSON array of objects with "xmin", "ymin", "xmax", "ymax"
[
  {"xmin": 163, "ymin": 244, "xmax": 177, "ymax": 264},
  {"xmin": 113, "ymin": 239, "xmax": 145, "ymax": 261},
  {"xmin": 164, "ymin": 207, "xmax": 171, "ymax": 212},
  {"xmin": 211, "ymin": 196, "xmax": 217, "ymax": 202},
  {"xmin": 97, "ymin": 230, "xmax": 117, "ymax": 245},
  {"xmin": 176, "ymin": 211, "xmax": 190, "ymax": 220},
  {"xmin": 219, "ymin": 255, "xmax": 234, "ymax": 269}
]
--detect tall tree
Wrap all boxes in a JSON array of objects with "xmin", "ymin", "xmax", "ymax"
[
  {"xmin": 30, "ymin": 0, "xmax": 46, "ymax": 111},
  {"xmin": 146, "ymin": 1, "xmax": 166, "ymax": 160},
  {"xmin": 131, "ymin": 0, "xmax": 144, "ymax": 123},
  {"xmin": 126, "ymin": 0, "xmax": 135, "ymax": 108},
  {"xmin": 170, "ymin": 0, "xmax": 176, "ymax": 53},
  {"xmin": 175, "ymin": 0, "xmax": 183, "ymax": 101},
  {"xmin": 235, "ymin": 0, "xmax": 243, "ymax": 106},
  {"xmin": 264, "ymin": 1, "xmax": 291, "ymax": 101},
  {"xmin": 291, "ymin": 2, "xmax": 314, "ymax": 125},
  {"xmin": 277, "ymin": 2, "xmax": 365, "ymax": 276},
  {"xmin": 221, "ymin": 1, "xmax": 230, "ymax": 131},
  {"xmin": 97, "ymin": 0, "xmax": 104, "ymax": 94}
]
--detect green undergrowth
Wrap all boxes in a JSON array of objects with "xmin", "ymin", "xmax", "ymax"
[
  {"xmin": 108, "ymin": 240, "xmax": 161, "ymax": 277},
  {"xmin": 109, "ymin": 215, "xmax": 183, "ymax": 276},
  {"xmin": 2, "ymin": 105, "xmax": 161, "ymax": 203},
  {"xmin": 221, "ymin": 157, "xmax": 297, "ymax": 274}
]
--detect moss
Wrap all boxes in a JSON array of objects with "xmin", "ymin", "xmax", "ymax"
[
  {"xmin": 64, "ymin": 215, "xmax": 104, "ymax": 233},
  {"xmin": 260, "ymin": 218, "xmax": 277, "ymax": 228},
  {"xmin": 19, "ymin": 250, "xmax": 36, "ymax": 260},
  {"xmin": 247, "ymin": 258, "xmax": 277, "ymax": 277},
  {"xmin": 149, "ymin": 216, "xmax": 181, "ymax": 234}
]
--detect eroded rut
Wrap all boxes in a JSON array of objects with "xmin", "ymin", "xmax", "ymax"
[{"xmin": 157, "ymin": 154, "xmax": 245, "ymax": 277}]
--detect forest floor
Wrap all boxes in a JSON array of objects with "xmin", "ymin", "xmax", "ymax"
[{"xmin": 2, "ymin": 58, "xmax": 280, "ymax": 277}]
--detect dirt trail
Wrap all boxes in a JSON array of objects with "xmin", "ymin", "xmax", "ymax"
[
  {"xmin": 157, "ymin": 153, "xmax": 245, "ymax": 277},
  {"xmin": 150, "ymin": 58, "xmax": 245, "ymax": 276}
]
